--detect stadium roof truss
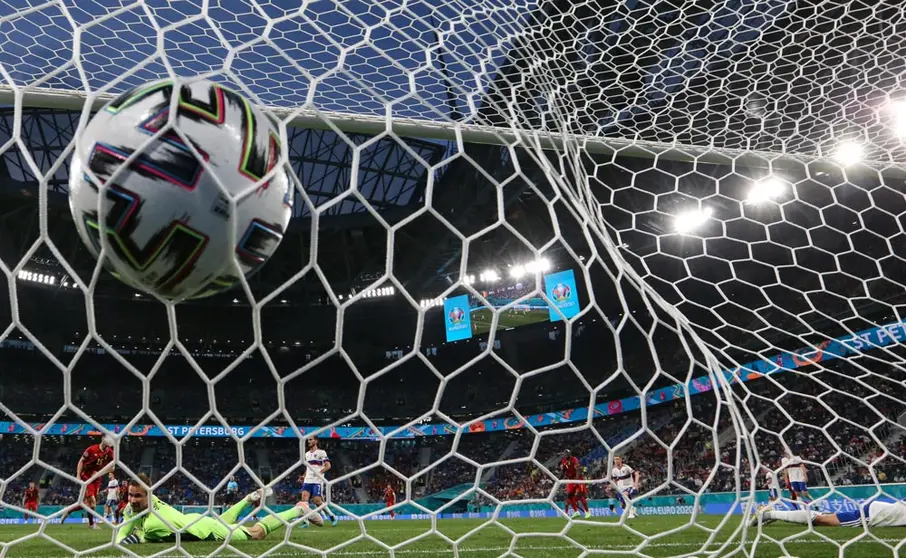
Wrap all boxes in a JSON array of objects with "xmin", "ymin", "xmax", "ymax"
[
  {"xmin": 0, "ymin": 107, "xmax": 446, "ymax": 216},
  {"xmin": 0, "ymin": 106, "xmax": 448, "ymax": 294}
]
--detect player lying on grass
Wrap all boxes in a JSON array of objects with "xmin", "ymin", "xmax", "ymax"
[
  {"xmin": 753, "ymin": 499, "xmax": 906, "ymax": 528},
  {"xmin": 116, "ymin": 474, "xmax": 323, "ymax": 545}
]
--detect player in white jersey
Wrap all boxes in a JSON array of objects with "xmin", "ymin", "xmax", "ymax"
[
  {"xmin": 781, "ymin": 453, "xmax": 813, "ymax": 508},
  {"xmin": 104, "ymin": 472, "xmax": 119, "ymax": 522},
  {"xmin": 297, "ymin": 438, "xmax": 337, "ymax": 526},
  {"xmin": 754, "ymin": 499, "xmax": 906, "ymax": 528},
  {"xmin": 610, "ymin": 456, "xmax": 640, "ymax": 519},
  {"xmin": 764, "ymin": 466, "xmax": 780, "ymax": 503}
]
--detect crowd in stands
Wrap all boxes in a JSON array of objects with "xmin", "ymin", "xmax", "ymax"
[{"xmin": 2, "ymin": 357, "xmax": 905, "ymax": 514}]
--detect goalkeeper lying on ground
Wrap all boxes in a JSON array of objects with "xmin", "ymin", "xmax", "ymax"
[{"xmin": 116, "ymin": 474, "xmax": 323, "ymax": 544}]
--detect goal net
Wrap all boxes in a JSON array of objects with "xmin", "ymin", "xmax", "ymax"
[{"xmin": 1, "ymin": 0, "xmax": 905, "ymax": 557}]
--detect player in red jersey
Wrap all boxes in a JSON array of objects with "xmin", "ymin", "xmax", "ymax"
[
  {"xmin": 384, "ymin": 484, "xmax": 396, "ymax": 519},
  {"xmin": 574, "ymin": 466, "xmax": 591, "ymax": 519},
  {"xmin": 560, "ymin": 450, "xmax": 588, "ymax": 519},
  {"xmin": 23, "ymin": 481, "xmax": 39, "ymax": 520},
  {"xmin": 60, "ymin": 436, "xmax": 115, "ymax": 528},
  {"xmin": 115, "ymin": 479, "xmax": 129, "ymax": 524}
]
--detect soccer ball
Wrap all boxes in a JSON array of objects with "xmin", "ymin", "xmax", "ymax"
[{"xmin": 68, "ymin": 78, "xmax": 293, "ymax": 300}]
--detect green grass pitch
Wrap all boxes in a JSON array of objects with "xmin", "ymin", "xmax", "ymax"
[
  {"xmin": 1, "ymin": 516, "xmax": 903, "ymax": 557},
  {"xmin": 470, "ymin": 308, "xmax": 550, "ymax": 335}
]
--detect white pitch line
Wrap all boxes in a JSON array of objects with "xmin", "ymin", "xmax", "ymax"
[{"xmin": 16, "ymin": 537, "xmax": 906, "ymax": 558}]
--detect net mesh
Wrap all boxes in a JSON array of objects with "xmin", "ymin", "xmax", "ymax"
[{"xmin": 0, "ymin": 0, "xmax": 905, "ymax": 557}]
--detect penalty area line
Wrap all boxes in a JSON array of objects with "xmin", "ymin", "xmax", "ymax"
[{"xmin": 36, "ymin": 537, "xmax": 905, "ymax": 558}]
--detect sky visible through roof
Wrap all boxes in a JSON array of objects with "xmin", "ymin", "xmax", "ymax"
[
  {"xmin": 0, "ymin": 0, "xmax": 529, "ymax": 120},
  {"xmin": 0, "ymin": 0, "xmax": 540, "ymax": 215}
]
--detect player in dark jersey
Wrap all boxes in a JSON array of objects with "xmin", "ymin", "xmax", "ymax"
[
  {"xmin": 60, "ymin": 436, "xmax": 115, "ymax": 528},
  {"xmin": 23, "ymin": 482, "xmax": 39, "ymax": 520},
  {"xmin": 115, "ymin": 480, "xmax": 129, "ymax": 524},
  {"xmin": 573, "ymin": 466, "xmax": 591, "ymax": 519},
  {"xmin": 560, "ymin": 450, "xmax": 585, "ymax": 519},
  {"xmin": 384, "ymin": 485, "xmax": 396, "ymax": 519}
]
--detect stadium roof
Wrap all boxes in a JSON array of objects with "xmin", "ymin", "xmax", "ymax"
[
  {"xmin": 0, "ymin": 0, "xmax": 905, "ymax": 391},
  {"xmin": 1, "ymin": 0, "xmax": 904, "ymax": 162}
]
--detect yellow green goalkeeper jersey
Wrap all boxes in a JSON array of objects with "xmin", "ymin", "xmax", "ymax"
[{"xmin": 116, "ymin": 497, "xmax": 251, "ymax": 544}]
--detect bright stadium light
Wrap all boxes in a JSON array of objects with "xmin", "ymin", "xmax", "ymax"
[
  {"xmin": 17, "ymin": 269, "xmax": 61, "ymax": 286},
  {"xmin": 888, "ymin": 99, "xmax": 906, "ymax": 137},
  {"xmin": 480, "ymin": 269, "xmax": 499, "ymax": 282},
  {"xmin": 525, "ymin": 258, "xmax": 551, "ymax": 273},
  {"xmin": 674, "ymin": 207, "xmax": 713, "ymax": 234},
  {"xmin": 834, "ymin": 140, "xmax": 864, "ymax": 166},
  {"xmin": 509, "ymin": 258, "xmax": 551, "ymax": 279},
  {"xmin": 746, "ymin": 177, "xmax": 787, "ymax": 204}
]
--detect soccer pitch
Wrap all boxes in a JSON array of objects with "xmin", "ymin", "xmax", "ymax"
[
  {"xmin": 1, "ymin": 517, "xmax": 903, "ymax": 557},
  {"xmin": 470, "ymin": 308, "xmax": 550, "ymax": 335}
]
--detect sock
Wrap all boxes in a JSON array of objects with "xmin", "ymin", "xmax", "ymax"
[
  {"xmin": 764, "ymin": 510, "xmax": 819, "ymax": 524},
  {"xmin": 219, "ymin": 498, "xmax": 251, "ymax": 525},
  {"xmin": 579, "ymin": 496, "xmax": 588, "ymax": 512},
  {"xmin": 256, "ymin": 507, "xmax": 301, "ymax": 535},
  {"xmin": 88, "ymin": 512, "xmax": 94, "ymax": 526}
]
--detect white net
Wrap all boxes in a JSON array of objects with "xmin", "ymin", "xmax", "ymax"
[{"xmin": 1, "ymin": 0, "xmax": 906, "ymax": 557}]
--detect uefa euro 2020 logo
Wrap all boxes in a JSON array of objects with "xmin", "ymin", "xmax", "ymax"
[
  {"xmin": 552, "ymin": 283, "xmax": 571, "ymax": 302},
  {"xmin": 448, "ymin": 307, "xmax": 465, "ymax": 324}
]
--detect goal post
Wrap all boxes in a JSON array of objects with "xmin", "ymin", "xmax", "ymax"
[{"xmin": 1, "ymin": 0, "xmax": 906, "ymax": 556}]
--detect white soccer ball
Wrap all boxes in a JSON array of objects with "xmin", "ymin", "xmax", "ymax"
[{"xmin": 68, "ymin": 78, "xmax": 293, "ymax": 300}]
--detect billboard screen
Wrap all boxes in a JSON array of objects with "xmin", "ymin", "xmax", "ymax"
[{"xmin": 443, "ymin": 269, "xmax": 580, "ymax": 339}]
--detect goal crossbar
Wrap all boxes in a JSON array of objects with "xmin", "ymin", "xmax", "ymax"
[{"xmin": 2, "ymin": 85, "xmax": 903, "ymax": 178}]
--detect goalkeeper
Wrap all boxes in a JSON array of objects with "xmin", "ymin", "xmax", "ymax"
[{"xmin": 116, "ymin": 474, "xmax": 323, "ymax": 545}]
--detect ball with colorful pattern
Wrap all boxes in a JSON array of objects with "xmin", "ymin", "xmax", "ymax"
[{"xmin": 68, "ymin": 78, "xmax": 293, "ymax": 300}]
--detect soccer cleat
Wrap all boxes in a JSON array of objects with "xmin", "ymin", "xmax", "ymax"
[
  {"xmin": 571, "ymin": 511, "xmax": 580, "ymax": 519},
  {"xmin": 295, "ymin": 501, "xmax": 324, "ymax": 527},
  {"xmin": 749, "ymin": 505, "xmax": 775, "ymax": 527},
  {"xmin": 584, "ymin": 511, "xmax": 592, "ymax": 519},
  {"xmin": 330, "ymin": 515, "xmax": 339, "ymax": 527},
  {"xmin": 246, "ymin": 487, "xmax": 275, "ymax": 503}
]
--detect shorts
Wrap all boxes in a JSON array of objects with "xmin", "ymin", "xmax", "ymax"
[
  {"xmin": 769, "ymin": 488, "xmax": 779, "ymax": 500},
  {"xmin": 386, "ymin": 499, "xmax": 396, "ymax": 507},
  {"xmin": 617, "ymin": 488, "xmax": 637, "ymax": 506},
  {"xmin": 117, "ymin": 500, "xmax": 127, "ymax": 512},
  {"xmin": 147, "ymin": 515, "xmax": 252, "ymax": 543},
  {"xmin": 577, "ymin": 484, "xmax": 588, "ymax": 496},
  {"xmin": 83, "ymin": 478, "xmax": 103, "ymax": 499},
  {"xmin": 566, "ymin": 484, "xmax": 579, "ymax": 497},
  {"xmin": 25, "ymin": 501, "xmax": 38, "ymax": 512},
  {"xmin": 789, "ymin": 481, "xmax": 807, "ymax": 493},
  {"xmin": 835, "ymin": 501, "xmax": 873, "ymax": 527},
  {"xmin": 207, "ymin": 517, "xmax": 251, "ymax": 541},
  {"xmin": 106, "ymin": 499, "xmax": 118, "ymax": 508},
  {"xmin": 301, "ymin": 483, "xmax": 323, "ymax": 498}
]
